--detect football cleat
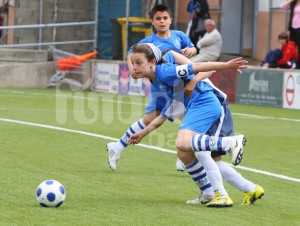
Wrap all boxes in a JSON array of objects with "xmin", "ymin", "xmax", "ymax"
[
  {"xmin": 206, "ymin": 192, "xmax": 233, "ymax": 207},
  {"xmin": 227, "ymin": 135, "xmax": 247, "ymax": 166},
  {"xmin": 107, "ymin": 142, "xmax": 120, "ymax": 171},
  {"xmin": 243, "ymin": 185, "xmax": 264, "ymax": 205},
  {"xmin": 176, "ymin": 158, "xmax": 186, "ymax": 171},
  {"xmin": 186, "ymin": 192, "xmax": 215, "ymax": 205}
]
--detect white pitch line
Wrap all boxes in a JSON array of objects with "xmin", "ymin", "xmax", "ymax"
[
  {"xmin": 234, "ymin": 165, "xmax": 300, "ymax": 183},
  {"xmin": 1, "ymin": 117, "xmax": 299, "ymax": 183}
]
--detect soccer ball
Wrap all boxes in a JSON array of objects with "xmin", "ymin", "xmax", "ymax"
[{"xmin": 36, "ymin": 180, "xmax": 66, "ymax": 207}]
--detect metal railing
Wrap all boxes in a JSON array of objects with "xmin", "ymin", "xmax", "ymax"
[
  {"xmin": 0, "ymin": 0, "xmax": 98, "ymax": 51},
  {"xmin": 0, "ymin": 21, "xmax": 97, "ymax": 49}
]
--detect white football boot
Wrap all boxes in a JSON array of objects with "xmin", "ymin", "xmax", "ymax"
[
  {"xmin": 176, "ymin": 158, "xmax": 186, "ymax": 171},
  {"xmin": 227, "ymin": 135, "xmax": 247, "ymax": 166},
  {"xmin": 186, "ymin": 192, "xmax": 215, "ymax": 205},
  {"xmin": 106, "ymin": 142, "xmax": 120, "ymax": 171}
]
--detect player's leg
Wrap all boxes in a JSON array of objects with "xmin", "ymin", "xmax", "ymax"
[
  {"xmin": 107, "ymin": 110, "xmax": 159, "ymax": 171},
  {"xmin": 189, "ymin": 133, "xmax": 245, "ymax": 166},
  {"xmin": 177, "ymin": 94, "xmax": 234, "ymax": 207},
  {"xmin": 211, "ymin": 103, "xmax": 264, "ymax": 205},
  {"xmin": 177, "ymin": 138, "xmax": 233, "ymax": 207},
  {"xmin": 107, "ymin": 91, "xmax": 167, "ymax": 171},
  {"xmin": 215, "ymin": 159, "xmax": 264, "ymax": 205},
  {"xmin": 177, "ymin": 105, "xmax": 234, "ymax": 207},
  {"xmin": 177, "ymin": 150, "xmax": 215, "ymax": 204},
  {"xmin": 178, "ymin": 118, "xmax": 246, "ymax": 165},
  {"xmin": 177, "ymin": 131, "xmax": 228, "ymax": 193}
]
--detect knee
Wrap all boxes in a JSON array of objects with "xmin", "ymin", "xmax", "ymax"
[{"xmin": 176, "ymin": 133, "xmax": 191, "ymax": 151}]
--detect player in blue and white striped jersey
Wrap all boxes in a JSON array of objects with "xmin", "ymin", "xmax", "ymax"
[{"xmin": 127, "ymin": 43, "xmax": 263, "ymax": 207}]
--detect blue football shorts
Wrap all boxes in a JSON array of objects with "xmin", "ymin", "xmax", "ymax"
[
  {"xmin": 179, "ymin": 91, "xmax": 222, "ymax": 134},
  {"xmin": 208, "ymin": 102, "xmax": 234, "ymax": 158}
]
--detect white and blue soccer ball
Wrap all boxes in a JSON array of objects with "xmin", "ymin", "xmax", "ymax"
[{"xmin": 36, "ymin": 180, "xmax": 66, "ymax": 207}]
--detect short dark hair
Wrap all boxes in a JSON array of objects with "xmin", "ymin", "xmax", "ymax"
[
  {"xmin": 278, "ymin": 32, "xmax": 289, "ymax": 41},
  {"xmin": 150, "ymin": 4, "xmax": 172, "ymax": 19}
]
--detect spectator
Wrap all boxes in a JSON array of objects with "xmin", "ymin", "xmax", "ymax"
[
  {"xmin": 190, "ymin": 19, "xmax": 222, "ymax": 62},
  {"xmin": 188, "ymin": 0, "xmax": 211, "ymax": 48},
  {"xmin": 262, "ymin": 32, "xmax": 298, "ymax": 69},
  {"xmin": 0, "ymin": 3, "xmax": 9, "ymax": 39},
  {"xmin": 281, "ymin": 0, "xmax": 300, "ymax": 69}
]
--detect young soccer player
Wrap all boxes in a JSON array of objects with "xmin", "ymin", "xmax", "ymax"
[
  {"xmin": 127, "ymin": 43, "xmax": 249, "ymax": 207},
  {"xmin": 107, "ymin": 4, "xmax": 196, "ymax": 172},
  {"xmin": 160, "ymin": 50, "xmax": 264, "ymax": 205},
  {"xmin": 139, "ymin": 46, "xmax": 264, "ymax": 205}
]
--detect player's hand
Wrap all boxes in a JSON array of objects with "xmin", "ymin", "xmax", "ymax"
[
  {"xmin": 226, "ymin": 57, "xmax": 248, "ymax": 70},
  {"xmin": 181, "ymin": 47, "xmax": 196, "ymax": 58},
  {"xmin": 129, "ymin": 69, "xmax": 138, "ymax": 79},
  {"xmin": 128, "ymin": 132, "xmax": 144, "ymax": 144},
  {"xmin": 184, "ymin": 79, "xmax": 197, "ymax": 98}
]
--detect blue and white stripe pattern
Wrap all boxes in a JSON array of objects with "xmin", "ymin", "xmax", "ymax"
[
  {"xmin": 191, "ymin": 134, "xmax": 223, "ymax": 152},
  {"xmin": 119, "ymin": 119, "xmax": 145, "ymax": 147},
  {"xmin": 186, "ymin": 159, "xmax": 212, "ymax": 191}
]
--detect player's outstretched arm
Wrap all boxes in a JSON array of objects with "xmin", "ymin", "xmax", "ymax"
[{"xmin": 191, "ymin": 57, "xmax": 248, "ymax": 73}]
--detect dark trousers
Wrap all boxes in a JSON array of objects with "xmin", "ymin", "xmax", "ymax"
[
  {"xmin": 289, "ymin": 27, "xmax": 300, "ymax": 69},
  {"xmin": 263, "ymin": 49, "xmax": 283, "ymax": 68}
]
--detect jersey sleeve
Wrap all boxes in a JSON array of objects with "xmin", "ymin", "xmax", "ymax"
[
  {"xmin": 174, "ymin": 64, "xmax": 194, "ymax": 79},
  {"xmin": 177, "ymin": 31, "xmax": 195, "ymax": 48},
  {"xmin": 158, "ymin": 63, "xmax": 193, "ymax": 86},
  {"xmin": 162, "ymin": 51, "xmax": 176, "ymax": 63}
]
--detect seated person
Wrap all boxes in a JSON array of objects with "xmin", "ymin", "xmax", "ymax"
[
  {"xmin": 190, "ymin": 19, "xmax": 222, "ymax": 62},
  {"xmin": 262, "ymin": 32, "xmax": 298, "ymax": 69}
]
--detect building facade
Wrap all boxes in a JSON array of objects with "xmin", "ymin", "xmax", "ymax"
[{"xmin": 0, "ymin": 0, "xmax": 292, "ymax": 61}]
